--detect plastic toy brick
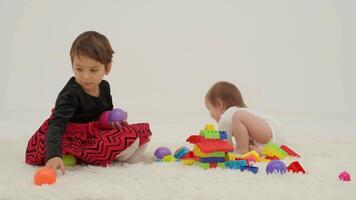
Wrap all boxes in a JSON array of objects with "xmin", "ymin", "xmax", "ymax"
[
  {"xmin": 225, "ymin": 160, "xmax": 247, "ymax": 170},
  {"xmin": 287, "ymin": 161, "xmax": 305, "ymax": 174},
  {"xmin": 225, "ymin": 152, "xmax": 236, "ymax": 161},
  {"xmin": 204, "ymin": 124, "xmax": 216, "ymax": 130},
  {"xmin": 261, "ymin": 143, "xmax": 288, "ymax": 159},
  {"xmin": 265, "ymin": 155, "xmax": 279, "ymax": 160},
  {"xmin": 236, "ymin": 150, "xmax": 260, "ymax": 160},
  {"xmin": 256, "ymin": 157, "xmax": 270, "ymax": 162},
  {"xmin": 162, "ymin": 155, "xmax": 176, "ymax": 162},
  {"xmin": 241, "ymin": 166, "xmax": 259, "ymax": 174},
  {"xmin": 196, "ymin": 162, "xmax": 210, "ymax": 169},
  {"xmin": 193, "ymin": 146, "xmax": 225, "ymax": 157},
  {"xmin": 219, "ymin": 131, "xmax": 227, "ymax": 140},
  {"xmin": 245, "ymin": 156, "xmax": 257, "ymax": 165},
  {"xmin": 181, "ymin": 151, "xmax": 194, "ymax": 159},
  {"xmin": 196, "ymin": 140, "xmax": 233, "ymax": 153},
  {"xmin": 194, "ymin": 156, "xmax": 225, "ymax": 163},
  {"xmin": 174, "ymin": 147, "xmax": 190, "ymax": 159},
  {"xmin": 210, "ymin": 162, "xmax": 218, "ymax": 168},
  {"xmin": 280, "ymin": 145, "xmax": 300, "ymax": 157},
  {"xmin": 200, "ymin": 130, "xmax": 221, "ymax": 139},
  {"xmin": 186, "ymin": 135, "xmax": 204, "ymax": 143},
  {"xmin": 181, "ymin": 159, "xmax": 195, "ymax": 165},
  {"xmin": 217, "ymin": 163, "xmax": 225, "ymax": 169}
]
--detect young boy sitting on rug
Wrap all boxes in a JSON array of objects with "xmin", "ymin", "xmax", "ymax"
[{"xmin": 25, "ymin": 31, "xmax": 152, "ymax": 174}]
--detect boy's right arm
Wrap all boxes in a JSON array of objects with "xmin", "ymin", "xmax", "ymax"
[{"xmin": 46, "ymin": 94, "xmax": 77, "ymax": 170}]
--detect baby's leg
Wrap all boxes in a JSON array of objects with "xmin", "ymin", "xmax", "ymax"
[
  {"xmin": 234, "ymin": 111, "xmax": 272, "ymax": 144},
  {"xmin": 232, "ymin": 111, "xmax": 272, "ymax": 154}
]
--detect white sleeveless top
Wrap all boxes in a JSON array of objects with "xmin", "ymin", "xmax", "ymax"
[{"xmin": 218, "ymin": 106, "xmax": 282, "ymax": 147}]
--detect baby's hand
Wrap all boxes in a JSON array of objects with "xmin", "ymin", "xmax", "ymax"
[{"xmin": 45, "ymin": 156, "xmax": 65, "ymax": 175}]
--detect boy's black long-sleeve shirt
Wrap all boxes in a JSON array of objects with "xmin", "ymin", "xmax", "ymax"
[{"xmin": 46, "ymin": 77, "xmax": 113, "ymax": 161}]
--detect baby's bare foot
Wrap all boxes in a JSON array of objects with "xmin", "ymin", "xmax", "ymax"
[{"xmin": 249, "ymin": 145, "xmax": 261, "ymax": 154}]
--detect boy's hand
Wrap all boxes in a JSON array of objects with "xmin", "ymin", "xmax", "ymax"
[
  {"xmin": 45, "ymin": 156, "xmax": 65, "ymax": 175},
  {"xmin": 110, "ymin": 111, "xmax": 129, "ymax": 130},
  {"xmin": 110, "ymin": 120, "xmax": 129, "ymax": 131}
]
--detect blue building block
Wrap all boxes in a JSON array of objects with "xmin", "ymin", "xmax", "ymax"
[
  {"xmin": 219, "ymin": 131, "xmax": 227, "ymax": 140},
  {"xmin": 241, "ymin": 166, "xmax": 259, "ymax": 174},
  {"xmin": 225, "ymin": 160, "xmax": 247, "ymax": 170},
  {"xmin": 173, "ymin": 147, "xmax": 190, "ymax": 159},
  {"xmin": 198, "ymin": 157, "xmax": 226, "ymax": 163}
]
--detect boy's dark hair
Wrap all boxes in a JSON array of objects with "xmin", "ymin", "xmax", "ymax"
[
  {"xmin": 70, "ymin": 31, "xmax": 114, "ymax": 68},
  {"xmin": 206, "ymin": 81, "xmax": 247, "ymax": 109}
]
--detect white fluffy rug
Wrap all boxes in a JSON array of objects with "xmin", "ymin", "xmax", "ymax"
[{"xmin": 1, "ymin": 116, "xmax": 356, "ymax": 200}]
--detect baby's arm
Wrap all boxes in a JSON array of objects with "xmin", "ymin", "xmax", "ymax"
[{"xmin": 231, "ymin": 112, "xmax": 250, "ymax": 154}]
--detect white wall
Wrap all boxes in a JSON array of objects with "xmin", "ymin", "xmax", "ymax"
[{"xmin": 1, "ymin": 0, "xmax": 356, "ymax": 135}]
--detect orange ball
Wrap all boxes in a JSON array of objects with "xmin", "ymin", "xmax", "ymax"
[{"xmin": 34, "ymin": 167, "xmax": 56, "ymax": 186}]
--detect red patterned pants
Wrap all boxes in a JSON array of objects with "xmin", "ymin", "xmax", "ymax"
[{"xmin": 25, "ymin": 116, "xmax": 151, "ymax": 166}]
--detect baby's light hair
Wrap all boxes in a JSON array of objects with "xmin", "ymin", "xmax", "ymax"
[{"xmin": 206, "ymin": 81, "xmax": 247, "ymax": 109}]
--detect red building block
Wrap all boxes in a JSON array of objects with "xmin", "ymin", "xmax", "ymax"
[
  {"xmin": 280, "ymin": 145, "xmax": 300, "ymax": 157},
  {"xmin": 287, "ymin": 161, "xmax": 305, "ymax": 174},
  {"xmin": 186, "ymin": 135, "xmax": 204, "ymax": 143},
  {"xmin": 196, "ymin": 140, "xmax": 233, "ymax": 153},
  {"xmin": 210, "ymin": 163, "xmax": 218, "ymax": 169},
  {"xmin": 265, "ymin": 156, "xmax": 279, "ymax": 160},
  {"xmin": 181, "ymin": 151, "xmax": 194, "ymax": 159}
]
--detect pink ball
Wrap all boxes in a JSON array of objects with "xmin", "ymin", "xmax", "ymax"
[
  {"xmin": 98, "ymin": 111, "xmax": 111, "ymax": 129},
  {"xmin": 109, "ymin": 108, "xmax": 127, "ymax": 124},
  {"xmin": 339, "ymin": 171, "xmax": 351, "ymax": 181}
]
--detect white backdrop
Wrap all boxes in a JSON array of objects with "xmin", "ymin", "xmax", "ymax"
[{"xmin": 1, "ymin": 0, "xmax": 356, "ymax": 137}]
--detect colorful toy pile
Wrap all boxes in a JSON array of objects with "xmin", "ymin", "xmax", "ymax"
[{"xmin": 155, "ymin": 124, "xmax": 306, "ymax": 175}]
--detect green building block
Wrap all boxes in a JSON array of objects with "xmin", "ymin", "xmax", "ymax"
[
  {"xmin": 199, "ymin": 130, "xmax": 220, "ymax": 139},
  {"xmin": 196, "ymin": 162, "xmax": 210, "ymax": 169}
]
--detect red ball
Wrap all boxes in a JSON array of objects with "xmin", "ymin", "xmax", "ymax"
[{"xmin": 34, "ymin": 167, "xmax": 56, "ymax": 186}]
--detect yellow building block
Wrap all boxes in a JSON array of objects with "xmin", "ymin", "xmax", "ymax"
[
  {"xmin": 261, "ymin": 143, "xmax": 288, "ymax": 159},
  {"xmin": 193, "ymin": 145, "xmax": 225, "ymax": 157},
  {"xmin": 162, "ymin": 155, "xmax": 176, "ymax": 162},
  {"xmin": 235, "ymin": 150, "xmax": 259, "ymax": 159},
  {"xmin": 181, "ymin": 159, "xmax": 195, "ymax": 165},
  {"xmin": 225, "ymin": 152, "xmax": 236, "ymax": 161},
  {"xmin": 204, "ymin": 124, "xmax": 216, "ymax": 131}
]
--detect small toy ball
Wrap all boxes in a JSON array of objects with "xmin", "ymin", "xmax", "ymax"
[
  {"xmin": 63, "ymin": 155, "xmax": 76, "ymax": 166},
  {"xmin": 154, "ymin": 146, "xmax": 172, "ymax": 159},
  {"xmin": 34, "ymin": 167, "xmax": 56, "ymax": 186},
  {"xmin": 266, "ymin": 160, "xmax": 287, "ymax": 175},
  {"xmin": 338, "ymin": 171, "xmax": 351, "ymax": 181},
  {"xmin": 108, "ymin": 108, "xmax": 128, "ymax": 124},
  {"xmin": 173, "ymin": 147, "xmax": 190, "ymax": 159},
  {"xmin": 98, "ymin": 111, "xmax": 111, "ymax": 129}
]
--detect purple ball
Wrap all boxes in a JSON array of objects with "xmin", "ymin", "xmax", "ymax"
[
  {"xmin": 109, "ymin": 108, "xmax": 127, "ymax": 123},
  {"xmin": 266, "ymin": 160, "xmax": 287, "ymax": 175},
  {"xmin": 154, "ymin": 147, "xmax": 172, "ymax": 159}
]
